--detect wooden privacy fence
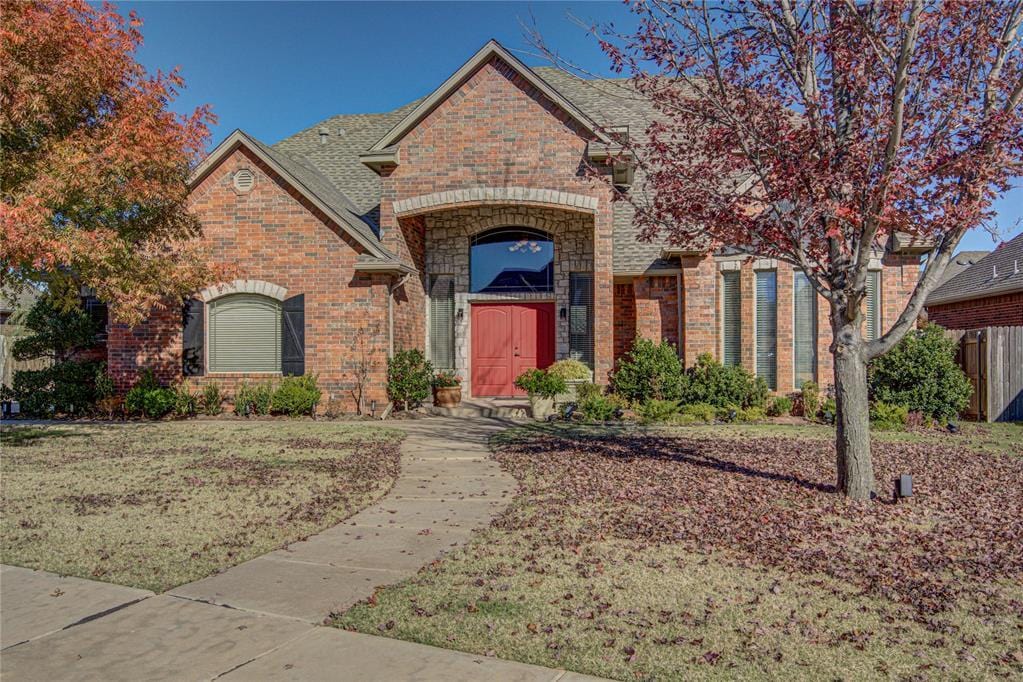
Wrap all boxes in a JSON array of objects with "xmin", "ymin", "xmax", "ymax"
[{"xmin": 946, "ymin": 326, "xmax": 1023, "ymax": 422}]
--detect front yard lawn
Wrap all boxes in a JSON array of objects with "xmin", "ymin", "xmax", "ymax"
[
  {"xmin": 1, "ymin": 421, "xmax": 401, "ymax": 592},
  {"xmin": 336, "ymin": 422, "xmax": 1023, "ymax": 680}
]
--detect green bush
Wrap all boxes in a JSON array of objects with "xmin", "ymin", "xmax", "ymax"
[
  {"xmin": 736, "ymin": 406, "xmax": 767, "ymax": 423},
  {"xmin": 766, "ymin": 396, "xmax": 793, "ymax": 417},
  {"xmin": 94, "ymin": 363, "xmax": 114, "ymax": 401},
  {"xmin": 800, "ymin": 381, "xmax": 821, "ymax": 421},
  {"xmin": 387, "ymin": 349, "xmax": 433, "ymax": 411},
  {"xmin": 271, "ymin": 375, "xmax": 322, "ymax": 416},
  {"xmin": 870, "ymin": 401, "xmax": 909, "ymax": 431},
  {"xmin": 12, "ymin": 360, "xmax": 103, "ymax": 416},
  {"xmin": 431, "ymin": 370, "xmax": 460, "ymax": 388},
  {"xmin": 172, "ymin": 384, "xmax": 198, "ymax": 418},
  {"xmin": 611, "ymin": 338, "xmax": 684, "ymax": 403},
  {"xmin": 679, "ymin": 354, "xmax": 768, "ymax": 408},
  {"xmin": 141, "ymin": 388, "xmax": 176, "ymax": 419},
  {"xmin": 821, "ymin": 397, "xmax": 837, "ymax": 425},
  {"xmin": 636, "ymin": 398, "xmax": 682, "ymax": 424},
  {"xmin": 715, "ymin": 404, "xmax": 741, "ymax": 422},
  {"xmin": 234, "ymin": 381, "xmax": 273, "ymax": 416},
  {"xmin": 547, "ymin": 359, "xmax": 591, "ymax": 382},
  {"xmin": 514, "ymin": 368, "xmax": 567, "ymax": 399},
  {"xmin": 680, "ymin": 402, "xmax": 716, "ymax": 423},
  {"xmin": 200, "ymin": 382, "xmax": 223, "ymax": 416},
  {"xmin": 134, "ymin": 368, "xmax": 160, "ymax": 392},
  {"xmin": 575, "ymin": 381, "xmax": 602, "ymax": 403},
  {"xmin": 868, "ymin": 324, "xmax": 971, "ymax": 422},
  {"xmin": 578, "ymin": 392, "xmax": 625, "ymax": 421}
]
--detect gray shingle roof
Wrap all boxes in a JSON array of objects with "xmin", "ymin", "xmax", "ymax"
[
  {"xmin": 927, "ymin": 234, "xmax": 1023, "ymax": 305},
  {"xmin": 935, "ymin": 250, "xmax": 990, "ymax": 287}
]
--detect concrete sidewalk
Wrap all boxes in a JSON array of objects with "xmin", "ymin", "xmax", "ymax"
[{"xmin": 1, "ymin": 417, "xmax": 603, "ymax": 681}]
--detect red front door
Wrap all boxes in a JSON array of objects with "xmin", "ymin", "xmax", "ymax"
[{"xmin": 471, "ymin": 302, "xmax": 555, "ymax": 397}]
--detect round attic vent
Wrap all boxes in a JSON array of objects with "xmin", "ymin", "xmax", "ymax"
[{"xmin": 233, "ymin": 168, "xmax": 255, "ymax": 193}]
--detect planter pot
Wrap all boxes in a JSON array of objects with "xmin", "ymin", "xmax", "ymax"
[
  {"xmin": 432, "ymin": 385, "xmax": 462, "ymax": 408},
  {"xmin": 529, "ymin": 395, "xmax": 556, "ymax": 421},
  {"xmin": 555, "ymin": 378, "xmax": 592, "ymax": 405}
]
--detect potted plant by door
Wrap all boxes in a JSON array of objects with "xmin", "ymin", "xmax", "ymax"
[
  {"xmin": 546, "ymin": 359, "xmax": 594, "ymax": 404},
  {"xmin": 432, "ymin": 370, "xmax": 462, "ymax": 408},
  {"xmin": 514, "ymin": 368, "xmax": 567, "ymax": 421}
]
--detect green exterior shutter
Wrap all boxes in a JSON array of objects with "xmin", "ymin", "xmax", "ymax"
[
  {"xmin": 721, "ymin": 271, "xmax": 741, "ymax": 367},
  {"xmin": 865, "ymin": 271, "xmax": 881, "ymax": 341},
  {"xmin": 429, "ymin": 275, "xmax": 455, "ymax": 370},
  {"xmin": 569, "ymin": 272, "xmax": 594, "ymax": 368},
  {"xmin": 793, "ymin": 272, "xmax": 817, "ymax": 387},
  {"xmin": 208, "ymin": 294, "xmax": 281, "ymax": 373},
  {"xmin": 756, "ymin": 270, "xmax": 777, "ymax": 390}
]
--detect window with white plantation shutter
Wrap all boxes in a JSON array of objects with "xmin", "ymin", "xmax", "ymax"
[
  {"xmin": 721, "ymin": 271, "xmax": 741, "ymax": 367},
  {"xmin": 755, "ymin": 271, "xmax": 777, "ymax": 390},
  {"xmin": 865, "ymin": 270, "xmax": 881, "ymax": 341},
  {"xmin": 429, "ymin": 275, "xmax": 455, "ymax": 369},
  {"xmin": 569, "ymin": 272, "xmax": 594, "ymax": 368},
  {"xmin": 793, "ymin": 271, "xmax": 817, "ymax": 387},
  {"xmin": 208, "ymin": 294, "xmax": 281, "ymax": 373}
]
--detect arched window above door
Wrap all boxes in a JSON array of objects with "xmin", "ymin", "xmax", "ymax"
[{"xmin": 469, "ymin": 227, "xmax": 554, "ymax": 294}]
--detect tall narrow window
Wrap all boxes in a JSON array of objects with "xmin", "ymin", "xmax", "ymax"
[
  {"xmin": 569, "ymin": 272, "xmax": 594, "ymax": 368},
  {"xmin": 208, "ymin": 294, "xmax": 281, "ymax": 373},
  {"xmin": 755, "ymin": 270, "xmax": 777, "ymax": 389},
  {"xmin": 865, "ymin": 270, "xmax": 881, "ymax": 341},
  {"xmin": 429, "ymin": 274, "xmax": 455, "ymax": 370},
  {"xmin": 721, "ymin": 271, "xmax": 741, "ymax": 367},
  {"xmin": 793, "ymin": 271, "xmax": 817, "ymax": 387}
]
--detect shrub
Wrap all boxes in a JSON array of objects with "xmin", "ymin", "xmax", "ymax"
[
  {"xmin": 766, "ymin": 396, "xmax": 793, "ymax": 417},
  {"xmin": 680, "ymin": 402, "xmax": 716, "ymax": 423},
  {"xmin": 172, "ymin": 384, "xmax": 198, "ymax": 418},
  {"xmin": 820, "ymin": 397, "xmax": 837, "ymax": 425},
  {"xmin": 94, "ymin": 363, "xmax": 114, "ymax": 401},
  {"xmin": 431, "ymin": 370, "xmax": 460, "ymax": 388},
  {"xmin": 736, "ymin": 406, "xmax": 767, "ymax": 423},
  {"xmin": 234, "ymin": 381, "xmax": 273, "ymax": 416},
  {"xmin": 200, "ymin": 382, "xmax": 223, "ymax": 416},
  {"xmin": 271, "ymin": 375, "xmax": 321, "ymax": 416},
  {"xmin": 800, "ymin": 381, "xmax": 821, "ymax": 421},
  {"xmin": 868, "ymin": 323, "xmax": 971, "ymax": 421},
  {"xmin": 715, "ymin": 404, "xmax": 741, "ymax": 422},
  {"xmin": 575, "ymin": 381, "xmax": 602, "ymax": 403},
  {"xmin": 611, "ymin": 338, "xmax": 684, "ymax": 403},
  {"xmin": 514, "ymin": 368, "xmax": 566, "ymax": 399},
  {"xmin": 547, "ymin": 359, "xmax": 591, "ymax": 382},
  {"xmin": 679, "ymin": 354, "xmax": 768, "ymax": 408},
  {"xmin": 637, "ymin": 398, "xmax": 682, "ymax": 424},
  {"xmin": 578, "ymin": 392, "xmax": 626, "ymax": 421},
  {"xmin": 387, "ymin": 349, "xmax": 433, "ymax": 411},
  {"xmin": 135, "ymin": 367, "xmax": 160, "ymax": 392},
  {"xmin": 12, "ymin": 360, "xmax": 103, "ymax": 416},
  {"xmin": 870, "ymin": 401, "xmax": 909, "ymax": 431},
  {"xmin": 141, "ymin": 388, "xmax": 176, "ymax": 419}
]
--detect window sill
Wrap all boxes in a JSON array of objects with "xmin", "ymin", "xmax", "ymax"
[{"xmin": 206, "ymin": 371, "xmax": 283, "ymax": 377}]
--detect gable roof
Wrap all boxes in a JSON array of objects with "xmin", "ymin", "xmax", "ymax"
[
  {"xmin": 365, "ymin": 39, "xmax": 613, "ymax": 153},
  {"xmin": 935, "ymin": 250, "xmax": 990, "ymax": 287},
  {"xmin": 927, "ymin": 233, "xmax": 1023, "ymax": 306},
  {"xmin": 190, "ymin": 129, "xmax": 396, "ymax": 262}
]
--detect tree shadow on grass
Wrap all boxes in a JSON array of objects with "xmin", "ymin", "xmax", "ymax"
[{"xmin": 0, "ymin": 426, "xmax": 85, "ymax": 447}]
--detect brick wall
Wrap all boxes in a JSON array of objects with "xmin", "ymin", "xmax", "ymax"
[
  {"xmin": 613, "ymin": 282, "xmax": 636, "ymax": 365},
  {"xmin": 107, "ymin": 147, "xmax": 392, "ymax": 413},
  {"xmin": 926, "ymin": 292, "xmax": 1023, "ymax": 329},
  {"xmin": 633, "ymin": 276, "xmax": 680, "ymax": 348}
]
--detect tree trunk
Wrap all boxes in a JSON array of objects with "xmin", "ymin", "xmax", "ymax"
[{"xmin": 831, "ymin": 319, "xmax": 875, "ymax": 500}]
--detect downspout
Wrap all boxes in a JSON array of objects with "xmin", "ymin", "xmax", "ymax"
[
  {"xmin": 676, "ymin": 272, "xmax": 684, "ymax": 361},
  {"xmin": 387, "ymin": 272, "xmax": 412, "ymax": 359}
]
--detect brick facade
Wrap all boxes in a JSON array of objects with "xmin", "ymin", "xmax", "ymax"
[{"xmin": 926, "ymin": 292, "xmax": 1023, "ymax": 329}]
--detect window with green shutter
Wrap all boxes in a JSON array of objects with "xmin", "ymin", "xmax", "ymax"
[
  {"xmin": 429, "ymin": 274, "xmax": 455, "ymax": 370},
  {"xmin": 208, "ymin": 294, "xmax": 281, "ymax": 373},
  {"xmin": 793, "ymin": 271, "xmax": 817, "ymax": 387},
  {"xmin": 569, "ymin": 272, "xmax": 594, "ymax": 368},
  {"xmin": 755, "ymin": 270, "xmax": 777, "ymax": 390},
  {"xmin": 721, "ymin": 271, "xmax": 741, "ymax": 367},
  {"xmin": 865, "ymin": 270, "xmax": 881, "ymax": 341}
]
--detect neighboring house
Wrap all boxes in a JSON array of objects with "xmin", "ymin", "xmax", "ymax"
[
  {"xmin": 108, "ymin": 40, "xmax": 922, "ymax": 408},
  {"xmin": 926, "ymin": 233, "xmax": 1023, "ymax": 329}
]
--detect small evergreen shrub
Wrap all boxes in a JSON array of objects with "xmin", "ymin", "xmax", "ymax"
[
  {"xmin": 200, "ymin": 382, "xmax": 223, "ymax": 416},
  {"xmin": 172, "ymin": 384, "xmax": 198, "ymax": 417},
  {"xmin": 715, "ymin": 404, "xmax": 741, "ymax": 422},
  {"xmin": 547, "ymin": 359, "xmax": 591, "ymax": 382},
  {"xmin": 234, "ymin": 382, "xmax": 273, "ymax": 416},
  {"xmin": 575, "ymin": 381, "xmax": 602, "ymax": 403},
  {"xmin": 800, "ymin": 381, "xmax": 821, "ymax": 421},
  {"xmin": 736, "ymin": 406, "xmax": 767, "ymax": 423},
  {"xmin": 679, "ymin": 354, "xmax": 768, "ymax": 408},
  {"xmin": 578, "ymin": 392, "xmax": 625, "ymax": 421},
  {"xmin": 271, "ymin": 375, "xmax": 322, "ymax": 416},
  {"xmin": 514, "ymin": 368, "xmax": 566, "ymax": 399},
  {"xmin": 766, "ymin": 396, "xmax": 793, "ymax": 417},
  {"xmin": 868, "ymin": 324, "xmax": 971, "ymax": 421},
  {"xmin": 611, "ymin": 338, "xmax": 684, "ymax": 403},
  {"xmin": 680, "ymin": 402, "xmax": 716, "ymax": 423},
  {"xmin": 12, "ymin": 360, "xmax": 103, "ymax": 416},
  {"xmin": 387, "ymin": 349, "xmax": 433, "ymax": 411},
  {"xmin": 637, "ymin": 398, "xmax": 682, "ymax": 424},
  {"xmin": 820, "ymin": 398, "xmax": 837, "ymax": 425},
  {"xmin": 141, "ymin": 388, "xmax": 176, "ymax": 419},
  {"xmin": 94, "ymin": 363, "xmax": 114, "ymax": 401},
  {"xmin": 870, "ymin": 401, "xmax": 909, "ymax": 430}
]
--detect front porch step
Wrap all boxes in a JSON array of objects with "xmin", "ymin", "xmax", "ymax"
[{"xmin": 426, "ymin": 399, "xmax": 530, "ymax": 420}]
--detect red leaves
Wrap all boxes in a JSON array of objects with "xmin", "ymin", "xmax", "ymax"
[{"xmin": 494, "ymin": 433, "xmax": 1023, "ymax": 617}]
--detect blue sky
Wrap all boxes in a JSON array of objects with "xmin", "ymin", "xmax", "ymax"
[{"xmin": 122, "ymin": 1, "xmax": 1020, "ymax": 252}]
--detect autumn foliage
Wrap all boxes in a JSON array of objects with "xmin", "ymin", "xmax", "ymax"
[{"xmin": 1, "ymin": 0, "xmax": 218, "ymax": 323}]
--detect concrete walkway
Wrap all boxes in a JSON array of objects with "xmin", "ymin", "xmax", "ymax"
[{"xmin": 1, "ymin": 417, "xmax": 603, "ymax": 681}]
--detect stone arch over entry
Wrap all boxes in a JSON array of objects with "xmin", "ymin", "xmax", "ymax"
[
  {"xmin": 393, "ymin": 187, "xmax": 599, "ymax": 218},
  {"xmin": 198, "ymin": 279, "xmax": 288, "ymax": 303}
]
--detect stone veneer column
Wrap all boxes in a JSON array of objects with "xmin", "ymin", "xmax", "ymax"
[{"xmin": 680, "ymin": 255, "xmax": 718, "ymax": 367}]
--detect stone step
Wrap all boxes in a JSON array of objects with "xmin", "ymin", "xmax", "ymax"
[{"xmin": 427, "ymin": 400, "xmax": 530, "ymax": 419}]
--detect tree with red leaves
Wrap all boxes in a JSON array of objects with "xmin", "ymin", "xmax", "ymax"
[
  {"xmin": 556, "ymin": 0, "xmax": 1022, "ymax": 499},
  {"xmin": 1, "ymin": 0, "xmax": 218, "ymax": 324}
]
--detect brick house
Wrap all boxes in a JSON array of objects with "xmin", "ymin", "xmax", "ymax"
[
  {"xmin": 925, "ymin": 232, "xmax": 1023, "ymax": 329},
  {"xmin": 108, "ymin": 40, "xmax": 924, "ymax": 409}
]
